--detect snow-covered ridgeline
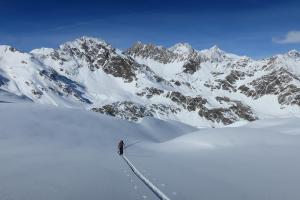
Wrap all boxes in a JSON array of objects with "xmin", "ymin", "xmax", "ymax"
[{"xmin": 1, "ymin": 36, "xmax": 300, "ymax": 127}]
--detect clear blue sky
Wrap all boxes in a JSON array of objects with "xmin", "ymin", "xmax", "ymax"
[{"xmin": 0, "ymin": 0, "xmax": 300, "ymax": 58}]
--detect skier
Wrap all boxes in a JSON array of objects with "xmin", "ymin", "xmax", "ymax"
[{"xmin": 118, "ymin": 140, "xmax": 125, "ymax": 155}]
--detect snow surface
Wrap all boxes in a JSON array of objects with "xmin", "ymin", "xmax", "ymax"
[
  {"xmin": 123, "ymin": 155, "xmax": 171, "ymax": 200},
  {"xmin": 1, "ymin": 94, "xmax": 300, "ymax": 200}
]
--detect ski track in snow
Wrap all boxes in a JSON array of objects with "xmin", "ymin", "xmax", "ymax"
[
  {"xmin": 122, "ymin": 155, "xmax": 171, "ymax": 200},
  {"xmin": 1, "ymin": 101, "xmax": 300, "ymax": 199}
]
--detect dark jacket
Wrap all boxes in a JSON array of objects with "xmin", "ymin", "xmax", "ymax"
[{"xmin": 118, "ymin": 140, "xmax": 124, "ymax": 155}]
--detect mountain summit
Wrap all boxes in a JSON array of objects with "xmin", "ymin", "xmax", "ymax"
[{"xmin": 1, "ymin": 36, "xmax": 300, "ymax": 127}]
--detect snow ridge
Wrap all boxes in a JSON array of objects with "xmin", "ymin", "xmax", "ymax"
[{"xmin": 1, "ymin": 36, "xmax": 300, "ymax": 127}]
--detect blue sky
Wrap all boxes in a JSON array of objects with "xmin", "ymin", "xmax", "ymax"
[{"xmin": 0, "ymin": 0, "xmax": 299, "ymax": 58}]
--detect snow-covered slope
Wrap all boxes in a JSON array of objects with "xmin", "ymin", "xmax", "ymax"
[
  {"xmin": 1, "ymin": 99, "xmax": 300, "ymax": 200},
  {"xmin": 125, "ymin": 42, "xmax": 300, "ymax": 126},
  {"xmin": 0, "ymin": 97, "xmax": 196, "ymax": 200},
  {"xmin": 1, "ymin": 36, "xmax": 300, "ymax": 127}
]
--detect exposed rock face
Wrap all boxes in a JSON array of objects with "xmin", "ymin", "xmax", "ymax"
[
  {"xmin": 1, "ymin": 36, "xmax": 300, "ymax": 127},
  {"xmin": 31, "ymin": 89, "xmax": 43, "ymax": 98},
  {"xmin": 206, "ymin": 70, "xmax": 252, "ymax": 92},
  {"xmin": 198, "ymin": 103, "xmax": 256, "ymax": 125},
  {"xmin": 147, "ymin": 104, "xmax": 180, "ymax": 116},
  {"xmin": 102, "ymin": 56, "xmax": 137, "ymax": 82},
  {"xmin": 136, "ymin": 87, "xmax": 164, "ymax": 98},
  {"xmin": 199, "ymin": 108, "xmax": 235, "ymax": 125},
  {"xmin": 51, "ymin": 37, "xmax": 141, "ymax": 82},
  {"xmin": 238, "ymin": 68, "xmax": 300, "ymax": 106},
  {"xmin": 125, "ymin": 42, "xmax": 178, "ymax": 64},
  {"xmin": 92, "ymin": 101, "xmax": 153, "ymax": 121},
  {"xmin": 278, "ymin": 85, "xmax": 300, "ymax": 106},
  {"xmin": 91, "ymin": 101, "xmax": 180, "ymax": 122},
  {"xmin": 182, "ymin": 60, "xmax": 201, "ymax": 74},
  {"xmin": 166, "ymin": 91, "xmax": 207, "ymax": 111},
  {"xmin": 215, "ymin": 96, "xmax": 257, "ymax": 121}
]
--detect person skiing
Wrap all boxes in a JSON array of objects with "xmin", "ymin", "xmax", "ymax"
[{"xmin": 118, "ymin": 140, "xmax": 125, "ymax": 155}]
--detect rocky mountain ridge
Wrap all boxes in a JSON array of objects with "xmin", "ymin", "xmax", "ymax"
[{"xmin": 0, "ymin": 36, "xmax": 300, "ymax": 127}]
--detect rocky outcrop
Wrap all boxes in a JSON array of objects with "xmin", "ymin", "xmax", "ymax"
[
  {"xmin": 215, "ymin": 96, "xmax": 257, "ymax": 121},
  {"xmin": 1, "ymin": 36, "xmax": 300, "ymax": 127},
  {"xmin": 166, "ymin": 91, "xmax": 207, "ymax": 111},
  {"xmin": 195, "ymin": 96, "xmax": 257, "ymax": 125},
  {"xmin": 125, "ymin": 42, "xmax": 177, "ymax": 64},
  {"xmin": 102, "ymin": 56, "xmax": 137, "ymax": 82},
  {"xmin": 206, "ymin": 70, "xmax": 249, "ymax": 92},
  {"xmin": 238, "ymin": 68, "xmax": 300, "ymax": 106},
  {"xmin": 182, "ymin": 60, "xmax": 201, "ymax": 74},
  {"xmin": 136, "ymin": 87, "xmax": 164, "ymax": 98},
  {"xmin": 91, "ymin": 101, "xmax": 180, "ymax": 121},
  {"xmin": 91, "ymin": 101, "xmax": 153, "ymax": 121},
  {"xmin": 278, "ymin": 85, "xmax": 300, "ymax": 106}
]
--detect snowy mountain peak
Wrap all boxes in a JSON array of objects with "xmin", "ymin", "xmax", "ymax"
[
  {"xmin": 0, "ymin": 45, "xmax": 20, "ymax": 53},
  {"xmin": 131, "ymin": 42, "xmax": 165, "ymax": 51},
  {"xmin": 59, "ymin": 36, "xmax": 112, "ymax": 51},
  {"xmin": 205, "ymin": 45, "xmax": 225, "ymax": 55},
  {"xmin": 77, "ymin": 36, "xmax": 109, "ymax": 45},
  {"xmin": 286, "ymin": 49, "xmax": 300, "ymax": 58},
  {"xmin": 198, "ymin": 45, "xmax": 228, "ymax": 61},
  {"xmin": 30, "ymin": 48, "xmax": 55, "ymax": 55},
  {"xmin": 209, "ymin": 45, "xmax": 221, "ymax": 51},
  {"xmin": 169, "ymin": 43, "xmax": 193, "ymax": 55},
  {"xmin": 1, "ymin": 36, "xmax": 300, "ymax": 128},
  {"xmin": 125, "ymin": 42, "xmax": 176, "ymax": 64}
]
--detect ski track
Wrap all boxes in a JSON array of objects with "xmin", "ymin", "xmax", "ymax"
[{"xmin": 122, "ymin": 155, "xmax": 171, "ymax": 200}]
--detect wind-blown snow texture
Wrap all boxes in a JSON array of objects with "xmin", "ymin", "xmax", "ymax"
[
  {"xmin": 0, "ymin": 97, "xmax": 300, "ymax": 200},
  {"xmin": 1, "ymin": 36, "xmax": 300, "ymax": 127}
]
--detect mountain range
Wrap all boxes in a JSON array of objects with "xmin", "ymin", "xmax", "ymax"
[{"xmin": 1, "ymin": 36, "xmax": 300, "ymax": 127}]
